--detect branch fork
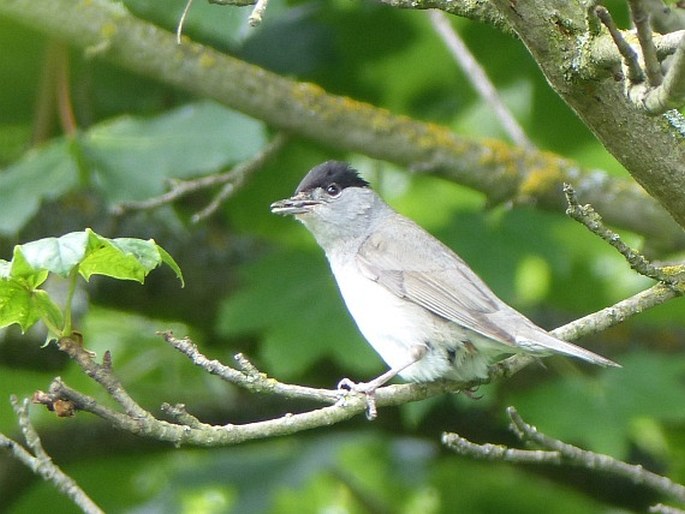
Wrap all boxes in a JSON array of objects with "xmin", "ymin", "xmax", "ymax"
[{"xmin": 595, "ymin": 2, "xmax": 685, "ymax": 113}]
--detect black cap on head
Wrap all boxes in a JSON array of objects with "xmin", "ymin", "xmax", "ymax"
[{"xmin": 295, "ymin": 161, "xmax": 370, "ymax": 194}]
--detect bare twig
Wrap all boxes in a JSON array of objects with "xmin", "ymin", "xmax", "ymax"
[
  {"xmin": 209, "ymin": 0, "xmax": 255, "ymax": 5},
  {"xmin": 161, "ymin": 402, "xmax": 213, "ymax": 429},
  {"xmin": 441, "ymin": 432, "xmax": 563, "ymax": 464},
  {"xmin": 650, "ymin": 503, "xmax": 685, "ymax": 514},
  {"xmin": 507, "ymin": 407, "xmax": 685, "ymax": 503},
  {"xmin": 248, "ymin": 0, "xmax": 269, "ymax": 26},
  {"xmin": 596, "ymin": 6, "xmax": 646, "ymax": 83},
  {"xmin": 643, "ymin": 33, "xmax": 685, "ymax": 112},
  {"xmin": 112, "ymin": 133, "xmax": 288, "ymax": 217},
  {"xmin": 55, "ymin": 336, "xmax": 154, "ymax": 421},
  {"xmin": 584, "ymin": 0, "xmax": 602, "ymax": 36},
  {"xmin": 597, "ymin": 3, "xmax": 685, "ymax": 113},
  {"xmin": 428, "ymin": 10, "xmax": 533, "ymax": 148},
  {"xmin": 443, "ymin": 407, "xmax": 685, "ymax": 506},
  {"xmin": 563, "ymin": 183, "xmax": 685, "ymax": 284},
  {"xmin": 629, "ymin": 0, "xmax": 664, "ymax": 86},
  {"xmin": 644, "ymin": 0, "xmax": 685, "ymax": 34},
  {"xmin": 162, "ymin": 332, "xmax": 344, "ymax": 403},
  {"xmin": 0, "ymin": 396, "xmax": 104, "ymax": 514},
  {"xmin": 176, "ymin": 0, "xmax": 194, "ymax": 45}
]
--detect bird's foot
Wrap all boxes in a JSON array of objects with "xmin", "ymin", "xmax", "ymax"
[
  {"xmin": 337, "ymin": 378, "xmax": 379, "ymax": 420},
  {"xmin": 462, "ymin": 385, "xmax": 483, "ymax": 400}
]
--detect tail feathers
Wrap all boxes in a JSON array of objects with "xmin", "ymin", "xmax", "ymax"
[{"xmin": 515, "ymin": 333, "xmax": 620, "ymax": 368}]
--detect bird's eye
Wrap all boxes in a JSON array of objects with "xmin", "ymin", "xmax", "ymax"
[{"xmin": 326, "ymin": 183, "xmax": 341, "ymax": 197}]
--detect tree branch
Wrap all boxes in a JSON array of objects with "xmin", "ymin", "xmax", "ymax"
[
  {"xmin": 112, "ymin": 132, "xmax": 289, "ymax": 220},
  {"xmin": 486, "ymin": 0, "xmax": 685, "ymax": 230},
  {"xmin": 563, "ymin": 183, "xmax": 685, "ymax": 284},
  {"xmin": 428, "ymin": 10, "xmax": 532, "ymax": 148},
  {"xmin": 442, "ymin": 406, "xmax": 685, "ymax": 507},
  {"xmin": 1, "ymin": 0, "xmax": 684, "ymax": 250},
  {"xmin": 0, "ymin": 396, "xmax": 104, "ymax": 514}
]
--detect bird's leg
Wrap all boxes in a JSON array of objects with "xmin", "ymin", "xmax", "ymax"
[{"xmin": 337, "ymin": 344, "xmax": 428, "ymax": 419}]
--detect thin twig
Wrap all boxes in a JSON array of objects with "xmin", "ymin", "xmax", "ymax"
[
  {"xmin": 629, "ymin": 0, "xmax": 664, "ymax": 86},
  {"xmin": 428, "ymin": 10, "xmax": 533, "ymax": 148},
  {"xmin": 209, "ymin": 0, "xmax": 255, "ymax": 5},
  {"xmin": 596, "ymin": 6, "xmax": 646, "ymax": 83},
  {"xmin": 112, "ymin": 133, "xmax": 288, "ymax": 217},
  {"xmin": 585, "ymin": 0, "xmax": 602, "ymax": 36},
  {"xmin": 441, "ymin": 432, "xmax": 563, "ymax": 463},
  {"xmin": 443, "ymin": 407, "xmax": 685, "ymax": 506},
  {"xmin": 248, "ymin": 0, "xmax": 269, "ymax": 26},
  {"xmin": 650, "ymin": 503, "xmax": 685, "ymax": 514},
  {"xmin": 55, "ymin": 336, "xmax": 154, "ymax": 420},
  {"xmin": 161, "ymin": 402, "xmax": 213, "ymax": 429},
  {"xmin": 0, "ymin": 396, "xmax": 104, "ymax": 514},
  {"xmin": 176, "ymin": 0, "xmax": 194, "ymax": 45},
  {"xmin": 644, "ymin": 33, "xmax": 685, "ymax": 112},
  {"xmin": 163, "ymin": 332, "xmax": 342, "ymax": 402},
  {"xmin": 507, "ymin": 407, "xmax": 685, "ymax": 503},
  {"xmin": 563, "ymin": 183, "xmax": 683, "ymax": 284}
]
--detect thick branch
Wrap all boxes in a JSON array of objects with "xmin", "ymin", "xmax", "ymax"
[
  {"xmin": 487, "ymin": 0, "xmax": 685, "ymax": 230},
  {"xmin": 1, "ymin": 0, "xmax": 684, "ymax": 249}
]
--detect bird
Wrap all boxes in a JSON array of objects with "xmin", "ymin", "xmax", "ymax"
[{"xmin": 270, "ymin": 160, "xmax": 619, "ymax": 395}]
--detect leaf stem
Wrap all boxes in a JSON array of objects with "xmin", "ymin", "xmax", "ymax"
[{"xmin": 61, "ymin": 269, "xmax": 79, "ymax": 336}]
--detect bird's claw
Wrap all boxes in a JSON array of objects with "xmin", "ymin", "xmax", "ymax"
[{"xmin": 336, "ymin": 378, "xmax": 378, "ymax": 420}]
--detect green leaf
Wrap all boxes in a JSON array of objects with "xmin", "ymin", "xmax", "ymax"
[
  {"xmin": 5, "ymin": 228, "xmax": 184, "ymax": 285},
  {"xmin": 32, "ymin": 289, "xmax": 65, "ymax": 336},
  {"xmin": 0, "ymin": 229, "xmax": 183, "ymax": 334},
  {"xmin": 14, "ymin": 231, "xmax": 89, "ymax": 277},
  {"xmin": 157, "ymin": 245, "xmax": 185, "ymax": 287},
  {"xmin": 78, "ymin": 231, "xmax": 184, "ymax": 285},
  {"xmin": 0, "ymin": 279, "xmax": 39, "ymax": 332},
  {"xmin": 0, "ymin": 138, "xmax": 80, "ymax": 236}
]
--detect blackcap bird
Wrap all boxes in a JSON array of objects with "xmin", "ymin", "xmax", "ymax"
[{"xmin": 271, "ymin": 161, "xmax": 618, "ymax": 394}]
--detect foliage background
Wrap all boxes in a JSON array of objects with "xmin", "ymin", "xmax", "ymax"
[{"xmin": 1, "ymin": 0, "xmax": 684, "ymax": 512}]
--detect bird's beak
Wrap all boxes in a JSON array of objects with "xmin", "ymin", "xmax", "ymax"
[{"xmin": 270, "ymin": 192, "xmax": 322, "ymax": 216}]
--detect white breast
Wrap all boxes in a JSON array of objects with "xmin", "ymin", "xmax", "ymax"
[{"xmin": 329, "ymin": 259, "xmax": 462, "ymax": 381}]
